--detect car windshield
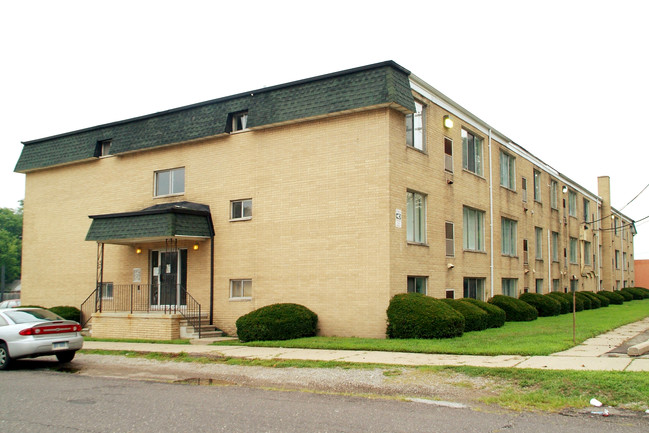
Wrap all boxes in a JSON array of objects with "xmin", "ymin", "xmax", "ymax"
[{"xmin": 4, "ymin": 309, "xmax": 63, "ymax": 324}]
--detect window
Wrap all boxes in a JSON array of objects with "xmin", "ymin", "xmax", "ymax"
[
  {"xmin": 231, "ymin": 199, "xmax": 252, "ymax": 220},
  {"xmin": 406, "ymin": 101, "xmax": 425, "ymax": 151},
  {"xmin": 599, "ymin": 246, "xmax": 603, "ymax": 268},
  {"xmin": 552, "ymin": 279, "xmax": 560, "ymax": 292},
  {"xmin": 550, "ymin": 180, "xmax": 558, "ymax": 209},
  {"xmin": 463, "ymin": 207, "xmax": 485, "ymax": 251},
  {"xmin": 445, "ymin": 289, "xmax": 455, "ymax": 299},
  {"xmin": 623, "ymin": 252, "xmax": 627, "ymax": 270},
  {"xmin": 551, "ymin": 231, "xmax": 559, "ymax": 262},
  {"xmin": 583, "ymin": 198, "xmax": 590, "ymax": 222},
  {"xmin": 407, "ymin": 191, "xmax": 426, "ymax": 243},
  {"xmin": 522, "ymin": 177, "xmax": 528, "ymax": 202},
  {"xmin": 615, "ymin": 250, "xmax": 620, "ymax": 269},
  {"xmin": 535, "ymin": 227, "xmax": 543, "ymax": 260},
  {"xmin": 501, "ymin": 218, "xmax": 517, "ymax": 256},
  {"xmin": 231, "ymin": 111, "xmax": 248, "ymax": 132},
  {"xmin": 100, "ymin": 282, "xmax": 114, "ymax": 299},
  {"xmin": 502, "ymin": 278, "xmax": 518, "ymax": 297},
  {"xmin": 461, "ymin": 129, "xmax": 483, "ymax": 175},
  {"xmin": 155, "ymin": 167, "xmax": 185, "ymax": 197},
  {"xmin": 568, "ymin": 190, "xmax": 577, "ymax": 217},
  {"xmin": 533, "ymin": 170, "xmax": 542, "ymax": 202},
  {"xmin": 523, "ymin": 239, "xmax": 529, "ymax": 265},
  {"xmin": 569, "ymin": 237, "xmax": 578, "ymax": 263},
  {"xmin": 500, "ymin": 151, "xmax": 515, "ymax": 189},
  {"xmin": 230, "ymin": 279, "xmax": 252, "ymax": 299},
  {"xmin": 463, "ymin": 278, "xmax": 485, "ymax": 300},
  {"xmin": 407, "ymin": 276, "xmax": 427, "ymax": 294},
  {"xmin": 444, "ymin": 137, "xmax": 453, "ymax": 172},
  {"xmin": 445, "ymin": 222, "xmax": 454, "ymax": 257},
  {"xmin": 96, "ymin": 139, "xmax": 111, "ymax": 157},
  {"xmin": 535, "ymin": 279, "xmax": 543, "ymax": 294},
  {"xmin": 584, "ymin": 241, "xmax": 592, "ymax": 266}
]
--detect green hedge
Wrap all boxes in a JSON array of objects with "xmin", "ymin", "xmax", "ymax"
[
  {"xmin": 598, "ymin": 290, "xmax": 625, "ymax": 305},
  {"xmin": 460, "ymin": 298, "xmax": 506, "ymax": 329},
  {"xmin": 550, "ymin": 291, "xmax": 584, "ymax": 311},
  {"xmin": 574, "ymin": 292, "xmax": 592, "ymax": 310},
  {"xmin": 236, "ymin": 303, "xmax": 318, "ymax": 342},
  {"xmin": 488, "ymin": 295, "xmax": 538, "ymax": 322},
  {"xmin": 616, "ymin": 289, "xmax": 634, "ymax": 302},
  {"xmin": 545, "ymin": 293, "xmax": 570, "ymax": 314},
  {"xmin": 48, "ymin": 306, "xmax": 81, "ymax": 323},
  {"xmin": 387, "ymin": 293, "xmax": 464, "ymax": 339},
  {"xmin": 580, "ymin": 291, "xmax": 604, "ymax": 308},
  {"xmin": 519, "ymin": 293, "xmax": 561, "ymax": 317},
  {"xmin": 621, "ymin": 287, "xmax": 649, "ymax": 300},
  {"xmin": 441, "ymin": 299, "xmax": 489, "ymax": 332},
  {"xmin": 590, "ymin": 292, "xmax": 610, "ymax": 307}
]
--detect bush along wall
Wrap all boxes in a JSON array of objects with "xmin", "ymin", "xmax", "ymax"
[
  {"xmin": 518, "ymin": 293, "xmax": 561, "ymax": 317},
  {"xmin": 574, "ymin": 292, "xmax": 593, "ymax": 310},
  {"xmin": 236, "ymin": 303, "xmax": 318, "ymax": 342},
  {"xmin": 386, "ymin": 293, "xmax": 464, "ymax": 339},
  {"xmin": 441, "ymin": 299, "xmax": 489, "ymax": 332},
  {"xmin": 548, "ymin": 291, "xmax": 584, "ymax": 312},
  {"xmin": 598, "ymin": 290, "xmax": 625, "ymax": 305},
  {"xmin": 579, "ymin": 291, "xmax": 603, "ymax": 308},
  {"xmin": 460, "ymin": 298, "xmax": 506, "ymax": 329},
  {"xmin": 488, "ymin": 295, "xmax": 538, "ymax": 322},
  {"xmin": 49, "ymin": 306, "xmax": 81, "ymax": 323},
  {"xmin": 544, "ymin": 293, "xmax": 571, "ymax": 314}
]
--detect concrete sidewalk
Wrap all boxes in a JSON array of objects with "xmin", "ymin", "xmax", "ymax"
[{"xmin": 82, "ymin": 317, "xmax": 649, "ymax": 372}]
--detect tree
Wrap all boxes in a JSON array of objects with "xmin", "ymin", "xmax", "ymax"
[{"xmin": 0, "ymin": 203, "xmax": 23, "ymax": 285}]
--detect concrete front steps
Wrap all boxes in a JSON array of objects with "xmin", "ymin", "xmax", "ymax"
[{"xmin": 180, "ymin": 316, "xmax": 223, "ymax": 339}]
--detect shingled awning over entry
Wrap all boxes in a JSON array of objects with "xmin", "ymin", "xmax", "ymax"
[{"xmin": 85, "ymin": 201, "xmax": 214, "ymax": 244}]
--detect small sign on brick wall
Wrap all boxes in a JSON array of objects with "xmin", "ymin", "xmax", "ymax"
[{"xmin": 395, "ymin": 209, "xmax": 402, "ymax": 228}]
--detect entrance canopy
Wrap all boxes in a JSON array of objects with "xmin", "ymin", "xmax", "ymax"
[{"xmin": 85, "ymin": 201, "xmax": 214, "ymax": 244}]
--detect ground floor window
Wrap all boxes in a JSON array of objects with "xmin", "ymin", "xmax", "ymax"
[
  {"xmin": 463, "ymin": 278, "xmax": 485, "ymax": 300},
  {"xmin": 230, "ymin": 279, "xmax": 252, "ymax": 299},
  {"xmin": 502, "ymin": 278, "xmax": 518, "ymax": 297},
  {"xmin": 407, "ymin": 276, "xmax": 427, "ymax": 295},
  {"xmin": 552, "ymin": 279, "xmax": 560, "ymax": 292},
  {"xmin": 535, "ymin": 279, "xmax": 543, "ymax": 294}
]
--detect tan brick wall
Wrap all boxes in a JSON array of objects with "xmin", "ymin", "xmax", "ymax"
[{"xmin": 91, "ymin": 312, "xmax": 181, "ymax": 340}]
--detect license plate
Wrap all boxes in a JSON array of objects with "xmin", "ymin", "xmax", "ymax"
[{"xmin": 52, "ymin": 342, "xmax": 69, "ymax": 350}]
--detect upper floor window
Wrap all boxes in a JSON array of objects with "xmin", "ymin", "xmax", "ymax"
[
  {"xmin": 551, "ymin": 231, "xmax": 559, "ymax": 262},
  {"xmin": 584, "ymin": 241, "xmax": 592, "ymax": 266},
  {"xmin": 568, "ymin": 190, "xmax": 577, "ymax": 217},
  {"xmin": 533, "ymin": 170, "xmax": 542, "ymax": 202},
  {"xmin": 96, "ymin": 139, "xmax": 112, "ymax": 157},
  {"xmin": 500, "ymin": 151, "xmax": 516, "ymax": 190},
  {"xmin": 521, "ymin": 177, "xmax": 528, "ymax": 202},
  {"xmin": 501, "ymin": 218, "xmax": 517, "ymax": 257},
  {"xmin": 231, "ymin": 199, "xmax": 252, "ymax": 220},
  {"xmin": 445, "ymin": 222, "xmax": 455, "ymax": 257},
  {"xmin": 569, "ymin": 237, "xmax": 578, "ymax": 263},
  {"xmin": 583, "ymin": 198, "xmax": 590, "ymax": 222},
  {"xmin": 444, "ymin": 137, "xmax": 453, "ymax": 172},
  {"xmin": 463, "ymin": 206, "xmax": 485, "ymax": 251},
  {"xmin": 550, "ymin": 180, "xmax": 558, "ymax": 209},
  {"xmin": 406, "ymin": 101, "xmax": 425, "ymax": 151},
  {"xmin": 154, "ymin": 167, "xmax": 185, "ymax": 197},
  {"xmin": 461, "ymin": 129, "xmax": 483, "ymax": 176},
  {"xmin": 407, "ymin": 191, "xmax": 426, "ymax": 244},
  {"xmin": 535, "ymin": 227, "xmax": 543, "ymax": 260},
  {"xmin": 231, "ymin": 111, "xmax": 248, "ymax": 132}
]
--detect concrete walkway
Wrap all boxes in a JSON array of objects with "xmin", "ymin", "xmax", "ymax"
[{"xmin": 82, "ymin": 317, "xmax": 649, "ymax": 372}]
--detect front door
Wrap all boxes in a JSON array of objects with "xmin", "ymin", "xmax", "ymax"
[{"xmin": 150, "ymin": 249, "xmax": 187, "ymax": 306}]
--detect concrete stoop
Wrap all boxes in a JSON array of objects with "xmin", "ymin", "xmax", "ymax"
[{"xmin": 180, "ymin": 317, "xmax": 223, "ymax": 339}]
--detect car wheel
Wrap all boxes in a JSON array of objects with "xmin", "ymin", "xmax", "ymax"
[
  {"xmin": 55, "ymin": 351, "xmax": 76, "ymax": 363},
  {"xmin": 0, "ymin": 343, "xmax": 11, "ymax": 370}
]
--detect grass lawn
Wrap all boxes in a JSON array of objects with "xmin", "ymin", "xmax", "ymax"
[{"xmin": 215, "ymin": 299, "xmax": 649, "ymax": 356}]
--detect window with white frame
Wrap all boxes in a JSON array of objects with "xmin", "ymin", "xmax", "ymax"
[
  {"xmin": 101, "ymin": 282, "xmax": 114, "ymax": 299},
  {"xmin": 445, "ymin": 221, "xmax": 454, "ymax": 257},
  {"xmin": 584, "ymin": 241, "xmax": 592, "ymax": 266},
  {"xmin": 535, "ymin": 227, "xmax": 543, "ymax": 260},
  {"xmin": 522, "ymin": 177, "xmax": 528, "ymax": 202},
  {"xmin": 407, "ymin": 276, "xmax": 427, "ymax": 294},
  {"xmin": 583, "ymin": 198, "xmax": 590, "ymax": 222},
  {"xmin": 461, "ymin": 129, "xmax": 483, "ymax": 176},
  {"xmin": 407, "ymin": 191, "xmax": 426, "ymax": 244},
  {"xmin": 445, "ymin": 289, "xmax": 455, "ymax": 299},
  {"xmin": 568, "ymin": 190, "xmax": 577, "ymax": 217},
  {"xmin": 444, "ymin": 137, "xmax": 453, "ymax": 172},
  {"xmin": 569, "ymin": 237, "xmax": 578, "ymax": 263},
  {"xmin": 231, "ymin": 111, "xmax": 248, "ymax": 132},
  {"xmin": 615, "ymin": 250, "xmax": 620, "ymax": 269},
  {"xmin": 501, "ymin": 218, "xmax": 517, "ymax": 256},
  {"xmin": 231, "ymin": 199, "xmax": 252, "ymax": 220},
  {"xmin": 535, "ymin": 279, "xmax": 543, "ymax": 294},
  {"xmin": 97, "ymin": 139, "xmax": 112, "ymax": 157},
  {"xmin": 533, "ymin": 170, "xmax": 542, "ymax": 202},
  {"xmin": 551, "ymin": 231, "xmax": 559, "ymax": 262},
  {"xmin": 502, "ymin": 278, "xmax": 518, "ymax": 297},
  {"xmin": 500, "ymin": 151, "xmax": 515, "ymax": 190},
  {"xmin": 230, "ymin": 279, "xmax": 252, "ymax": 299},
  {"xmin": 623, "ymin": 252, "xmax": 627, "ymax": 270},
  {"xmin": 406, "ymin": 101, "xmax": 425, "ymax": 151},
  {"xmin": 463, "ymin": 206, "xmax": 485, "ymax": 251},
  {"xmin": 155, "ymin": 167, "xmax": 185, "ymax": 197},
  {"xmin": 550, "ymin": 180, "xmax": 558, "ymax": 209},
  {"xmin": 463, "ymin": 278, "xmax": 485, "ymax": 300}
]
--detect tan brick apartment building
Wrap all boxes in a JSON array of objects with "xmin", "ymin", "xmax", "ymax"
[{"xmin": 15, "ymin": 61, "xmax": 636, "ymax": 339}]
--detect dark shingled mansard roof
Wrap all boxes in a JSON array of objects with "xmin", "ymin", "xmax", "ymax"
[
  {"xmin": 85, "ymin": 202, "xmax": 214, "ymax": 243},
  {"xmin": 15, "ymin": 61, "xmax": 415, "ymax": 173}
]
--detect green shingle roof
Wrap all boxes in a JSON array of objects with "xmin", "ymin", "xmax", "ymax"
[
  {"xmin": 86, "ymin": 202, "xmax": 214, "ymax": 243},
  {"xmin": 16, "ymin": 61, "xmax": 414, "ymax": 173}
]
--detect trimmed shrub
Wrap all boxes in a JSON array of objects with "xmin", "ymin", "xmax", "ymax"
[
  {"xmin": 575, "ymin": 292, "xmax": 592, "ymax": 310},
  {"xmin": 49, "ymin": 306, "xmax": 81, "ymax": 323},
  {"xmin": 488, "ymin": 295, "xmax": 538, "ymax": 322},
  {"xmin": 547, "ymin": 292, "xmax": 584, "ymax": 312},
  {"xmin": 622, "ymin": 287, "xmax": 649, "ymax": 300},
  {"xmin": 519, "ymin": 293, "xmax": 561, "ymax": 317},
  {"xmin": 441, "ymin": 299, "xmax": 489, "ymax": 332},
  {"xmin": 616, "ymin": 289, "xmax": 634, "ymax": 302},
  {"xmin": 545, "ymin": 293, "xmax": 570, "ymax": 314},
  {"xmin": 461, "ymin": 298, "xmax": 506, "ymax": 329},
  {"xmin": 386, "ymin": 293, "xmax": 464, "ymax": 339},
  {"xmin": 598, "ymin": 290, "xmax": 625, "ymax": 305},
  {"xmin": 580, "ymin": 291, "xmax": 603, "ymax": 308},
  {"xmin": 236, "ymin": 303, "xmax": 318, "ymax": 342},
  {"xmin": 591, "ymin": 292, "xmax": 610, "ymax": 307},
  {"xmin": 633, "ymin": 287, "xmax": 649, "ymax": 296}
]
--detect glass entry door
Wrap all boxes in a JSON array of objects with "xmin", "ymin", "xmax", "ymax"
[{"xmin": 150, "ymin": 249, "xmax": 187, "ymax": 306}]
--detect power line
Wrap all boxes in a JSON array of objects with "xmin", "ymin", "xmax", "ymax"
[{"xmin": 620, "ymin": 182, "xmax": 649, "ymax": 211}]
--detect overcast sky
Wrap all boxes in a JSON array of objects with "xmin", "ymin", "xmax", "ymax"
[{"xmin": 2, "ymin": 1, "xmax": 648, "ymax": 259}]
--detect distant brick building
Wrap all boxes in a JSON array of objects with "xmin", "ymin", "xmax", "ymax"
[
  {"xmin": 635, "ymin": 260, "xmax": 649, "ymax": 289},
  {"xmin": 15, "ymin": 61, "xmax": 636, "ymax": 339}
]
